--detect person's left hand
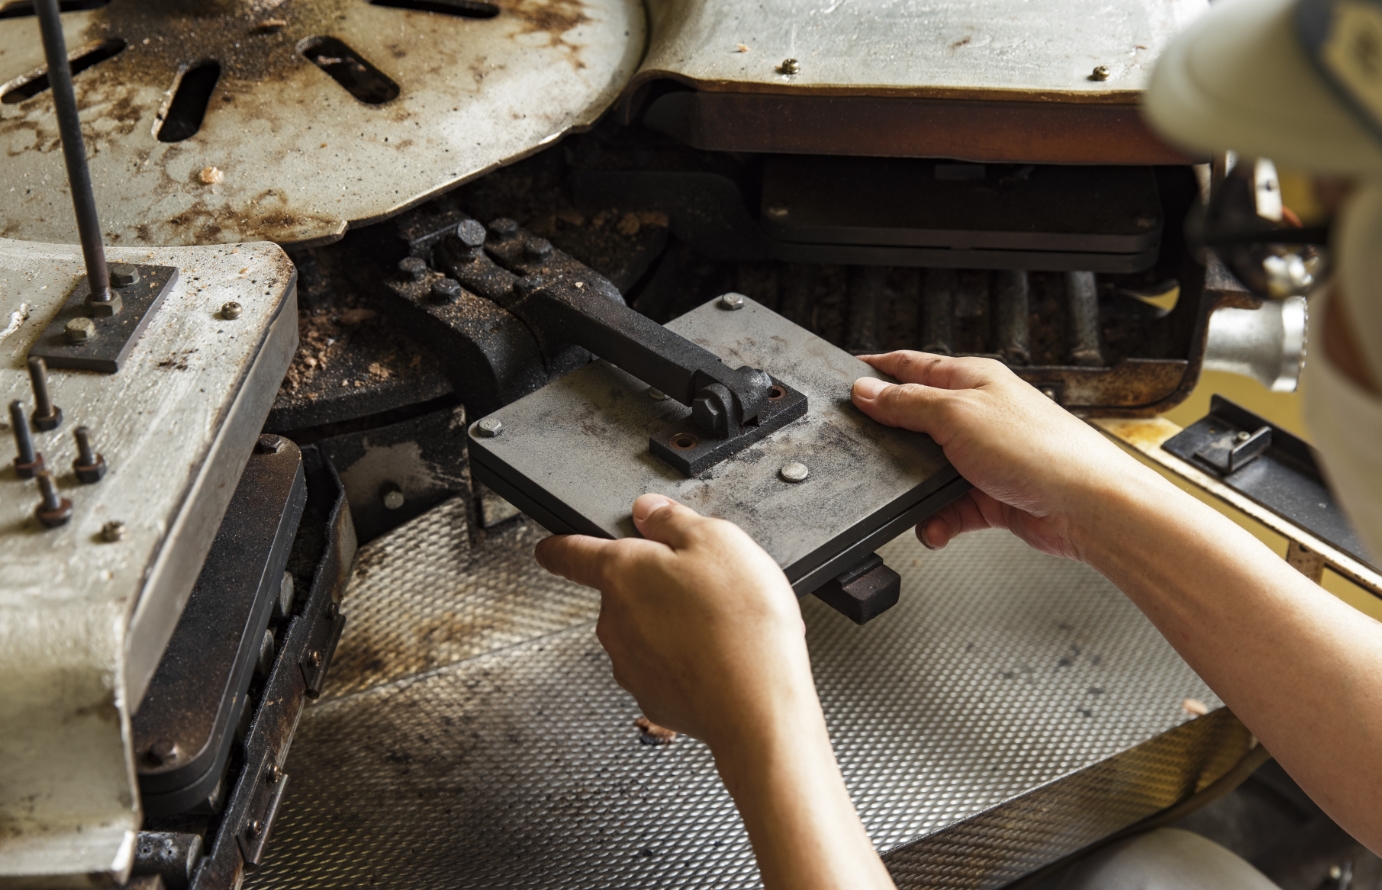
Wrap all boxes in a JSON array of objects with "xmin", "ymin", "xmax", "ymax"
[{"xmin": 534, "ymin": 494, "xmax": 818, "ymax": 752}]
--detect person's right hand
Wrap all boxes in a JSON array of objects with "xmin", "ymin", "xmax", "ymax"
[{"xmin": 851, "ymin": 351, "xmax": 1161, "ymax": 561}]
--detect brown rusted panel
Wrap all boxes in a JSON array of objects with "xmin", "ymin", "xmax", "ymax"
[{"xmin": 640, "ymin": 91, "xmax": 1202, "ymax": 165}]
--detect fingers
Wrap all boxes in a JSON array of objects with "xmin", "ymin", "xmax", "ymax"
[
  {"xmin": 916, "ymin": 490, "xmax": 1001, "ymax": 548},
  {"xmin": 858, "ymin": 351, "xmax": 1005, "ymax": 390},
  {"xmin": 535, "ymin": 534, "xmax": 627, "ymax": 589},
  {"xmin": 851, "ymin": 378, "xmax": 954, "ymax": 435},
  {"xmin": 631, "ymin": 494, "xmax": 709, "ymax": 550}
]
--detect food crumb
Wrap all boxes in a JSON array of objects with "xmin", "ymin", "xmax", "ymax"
[
  {"xmin": 635, "ymin": 716, "xmax": 678, "ymax": 746},
  {"xmin": 736, "ymin": 43, "xmax": 750, "ymax": 52},
  {"xmin": 199, "ymin": 166, "xmax": 224, "ymax": 185},
  {"xmin": 1181, "ymin": 698, "xmax": 1208, "ymax": 717},
  {"xmin": 255, "ymin": 17, "xmax": 287, "ymax": 31}
]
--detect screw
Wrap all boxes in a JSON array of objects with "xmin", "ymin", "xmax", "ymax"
[
  {"xmin": 27, "ymin": 357, "xmax": 62, "ymax": 431},
  {"xmin": 65, "ymin": 316, "xmax": 97, "ymax": 344},
  {"xmin": 307, "ymin": 649, "xmax": 321, "ymax": 667},
  {"xmin": 267, "ymin": 763, "xmax": 284, "ymax": 784},
  {"xmin": 1090, "ymin": 65, "xmax": 1110, "ymax": 82},
  {"xmin": 100, "ymin": 520, "xmax": 125, "ymax": 542},
  {"xmin": 455, "ymin": 219, "xmax": 487, "ymax": 257},
  {"xmin": 147, "ymin": 739, "xmax": 179, "ymax": 765},
  {"xmin": 647, "ymin": 387, "xmax": 668, "ymax": 401},
  {"xmin": 256, "ymin": 433, "xmax": 285, "ymax": 454},
  {"xmin": 488, "ymin": 217, "xmax": 519, "ymax": 238},
  {"xmin": 476, "ymin": 417, "xmax": 503, "ymax": 438},
  {"xmin": 398, "ymin": 256, "xmax": 428, "ymax": 281},
  {"xmin": 381, "ymin": 483, "xmax": 405, "ymax": 510},
  {"xmin": 109, "ymin": 263, "xmax": 139, "ymax": 288},
  {"xmin": 10, "ymin": 400, "xmax": 43, "ymax": 478},
  {"xmin": 777, "ymin": 58, "xmax": 800, "ymax": 75},
  {"xmin": 325, "ymin": 600, "xmax": 340, "ymax": 620},
  {"xmin": 1041, "ymin": 388, "xmax": 1058, "ymax": 401},
  {"xmin": 1235, "ymin": 430, "xmax": 1251, "ymax": 442},
  {"xmin": 72, "ymin": 426, "xmax": 106, "ymax": 483},
  {"xmin": 246, "ymin": 819, "xmax": 263, "ymax": 839},
  {"xmin": 524, "ymin": 237, "xmax": 553, "ymax": 261},
  {"xmin": 431, "ymin": 277, "xmax": 462, "ymax": 303},
  {"xmin": 718, "ymin": 293, "xmax": 745, "ymax": 311},
  {"xmin": 779, "ymin": 461, "xmax": 809, "ymax": 483},
  {"xmin": 221, "ymin": 301, "xmax": 243, "ymax": 320},
  {"xmin": 34, "ymin": 471, "xmax": 73, "ymax": 527}
]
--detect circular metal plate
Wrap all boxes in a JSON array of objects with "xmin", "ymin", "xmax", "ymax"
[{"xmin": 0, "ymin": 0, "xmax": 644, "ymax": 247}]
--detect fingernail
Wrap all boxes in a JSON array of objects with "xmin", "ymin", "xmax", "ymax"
[
  {"xmin": 632, "ymin": 493, "xmax": 675, "ymax": 522},
  {"xmin": 853, "ymin": 377, "xmax": 889, "ymax": 400}
]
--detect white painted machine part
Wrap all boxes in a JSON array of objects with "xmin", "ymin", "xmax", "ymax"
[{"xmin": 1202, "ymin": 296, "xmax": 1308, "ymax": 393}]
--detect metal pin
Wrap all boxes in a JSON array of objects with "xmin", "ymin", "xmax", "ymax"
[
  {"xmin": 10, "ymin": 401, "xmax": 43, "ymax": 478},
  {"xmin": 34, "ymin": 0, "xmax": 112, "ymax": 307},
  {"xmin": 920, "ymin": 268, "xmax": 956, "ymax": 356},
  {"xmin": 27, "ymin": 356, "xmax": 62, "ymax": 431},
  {"xmin": 72, "ymin": 426, "xmax": 107, "ymax": 483},
  {"xmin": 34, "ymin": 471, "xmax": 73, "ymax": 528},
  {"xmin": 1064, "ymin": 271, "xmax": 1104, "ymax": 367},
  {"xmin": 994, "ymin": 269, "xmax": 1031, "ymax": 366}
]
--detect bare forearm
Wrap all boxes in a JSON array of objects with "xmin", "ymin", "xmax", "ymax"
[
  {"xmin": 714, "ymin": 709, "xmax": 896, "ymax": 890},
  {"xmin": 1075, "ymin": 465, "xmax": 1382, "ymax": 851}
]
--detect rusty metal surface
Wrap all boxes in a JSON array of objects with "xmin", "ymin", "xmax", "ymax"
[
  {"xmin": 0, "ymin": 238, "xmax": 295, "ymax": 887},
  {"xmin": 0, "ymin": 0, "xmax": 645, "ymax": 247},
  {"xmin": 245, "ymin": 526, "xmax": 1248, "ymax": 889}
]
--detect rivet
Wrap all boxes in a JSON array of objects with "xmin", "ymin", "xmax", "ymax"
[
  {"xmin": 476, "ymin": 417, "xmax": 503, "ymax": 438},
  {"xmin": 780, "ymin": 461, "xmax": 809, "ymax": 483},
  {"xmin": 221, "ymin": 301, "xmax": 243, "ymax": 320},
  {"xmin": 381, "ymin": 483, "xmax": 405, "ymax": 510},
  {"xmin": 718, "ymin": 293, "xmax": 745, "ymax": 311}
]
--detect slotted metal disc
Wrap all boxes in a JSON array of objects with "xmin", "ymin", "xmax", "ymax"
[{"xmin": 0, "ymin": 0, "xmax": 644, "ymax": 247}]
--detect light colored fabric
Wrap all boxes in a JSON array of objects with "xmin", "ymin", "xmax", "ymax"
[
  {"xmin": 1333, "ymin": 183, "xmax": 1382, "ymax": 386},
  {"xmin": 1143, "ymin": 0, "xmax": 1382, "ymax": 175},
  {"xmin": 1056, "ymin": 829, "xmax": 1280, "ymax": 890}
]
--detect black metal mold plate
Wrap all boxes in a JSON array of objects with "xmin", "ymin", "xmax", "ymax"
[
  {"xmin": 467, "ymin": 296, "xmax": 968, "ymax": 596},
  {"xmin": 1162, "ymin": 395, "xmax": 1372, "ymax": 566},
  {"xmin": 648, "ymin": 377, "xmax": 807, "ymax": 477},
  {"xmin": 28, "ymin": 265, "xmax": 178, "ymax": 372},
  {"xmin": 135, "ymin": 439, "xmax": 308, "ymax": 813}
]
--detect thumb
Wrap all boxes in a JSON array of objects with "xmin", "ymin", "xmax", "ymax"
[
  {"xmin": 851, "ymin": 377, "xmax": 954, "ymax": 435},
  {"xmin": 631, "ymin": 493, "xmax": 708, "ymax": 550}
]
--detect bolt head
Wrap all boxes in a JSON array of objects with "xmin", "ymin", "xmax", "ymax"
[
  {"xmin": 100, "ymin": 520, "xmax": 126, "ymax": 542},
  {"xmin": 31, "ymin": 406, "xmax": 62, "ymax": 432},
  {"xmin": 431, "ymin": 278, "xmax": 462, "ymax": 303},
  {"xmin": 1090, "ymin": 65, "xmax": 1110, "ymax": 82},
  {"xmin": 221, "ymin": 301, "xmax": 243, "ymax": 320},
  {"xmin": 74, "ymin": 454, "xmax": 107, "ymax": 484},
  {"xmin": 489, "ymin": 217, "xmax": 519, "ymax": 238},
  {"xmin": 267, "ymin": 763, "xmax": 284, "ymax": 784},
  {"xmin": 307, "ymin": 649, "xmax": 322, "ymax": 667},
  {"xmin": 456, "ymin": 219, "xmax": 488, "ymax": 248},
  {"xmin": 513, "ymin": 275, "xmax": 545, "ymax": 298},
  {"xmin": 398, "ymin": 256, "xmax": 428, "ymax": 281},
  {"xmin": 247, "ymin": 818, "xmax": 263, "ymax": 838},
  {"xmin": 35, "ymin": 496, "xmax": 73, "ymax": 528},
  {"xmin": 524, "ymin": 238, "xmax": 553, "ymax": 261},
  {"xmin": 109, "ymin": 264, "xmax": 140, "ymax": 288},
  {"xmin": 85, "ymin": 291, "xmax": 122, "ymax": 317},
  {"xmin": 1041, "ymin": 388, "xmax": 1058, "ymax": 401},
  {"xmin": 255, "ymin": 434, "xmax": 285, "ymax": 454},
  {"xmin": 777, "ymin": 58, "xmax": 800, "ymax": 75},
  {"xmin": 1235, "ymin": 430, "xmax": 1252, "ymax": 442},
  {"xmin": 718, "ymin": 293, "xmax": 745, "ymax": 311},
  {"xmin": 780, "ymin": 461, "xmax": 810, "ymax": 483},
  {"xmin": 65, "ymin": 316, "xmax": 97, "ymax": 344},
  {"xmin": 647, "ymin": 387, "xmax": 668, "ymax": 401},
  {"xmin": 382, "ymin": 485, "xmax": 405, "ymax": 510},
  {"xmin": 476, "ymin": 417, "xmax": 503, "ymax": 438}
]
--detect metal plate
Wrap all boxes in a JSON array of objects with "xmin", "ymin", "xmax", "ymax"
[
  {"xmin": 245, "ymin": 524, "xmax": 1247, "ymax": 890},
  {"xmin": 27, "ymin": 264, "xmax": 178, "ymax": 373},
  {"xmin": 0, "ymin": 238, "xmax": 295, "ymax": 887},
  {"xmin": 0, "ymin": 0, "xmax": 645, "ymax": 247},
  {"xmin": 468, "ymin": 296, "xmax": 965, "ymax": 594},
  {"xmin": 635, "ymin": 0, "xmax": 1205, "ymax": 100}
]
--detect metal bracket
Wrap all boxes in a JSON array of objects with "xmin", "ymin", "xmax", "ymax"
[
  {"xmin": 809, "ymin": 552, "xmax": 901, "ymax": 624},
  {"xmin": 28, "ymin": 264, "xmax": 178, "ymax": 372},
  {"xmin": 649, "ymin": 377, "xmax": 807, "ymax": 476}
]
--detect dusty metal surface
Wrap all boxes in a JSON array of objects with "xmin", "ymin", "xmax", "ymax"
[
  {"xmin": 246, "ymin": 523, "xmax": 1248, "ymax": 889},
  {"xmin": 1097, "ymin": 416, "xmax": 1382, "ymax": 597},
  {"xmin": 0, "ymin": 0, "xmax": 645, "ymax": 247},
  {"xmin": 468, "ymin": 295, "xmax": 963, "ymax": 593},
  {"xmin": 636, "ymin": 0, "xmax": 1205, "ymax": 101},
  {"xmin": 0, "ymin": 238, "xmax": 294, "ymax": 888}
]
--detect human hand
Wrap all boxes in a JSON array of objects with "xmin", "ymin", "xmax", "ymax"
[
  {"xmin": 851, "ymin": 351, "xmax": 1161, "ymax": 561},
  {"xmin": 534, "ymin": 494, "xmax": 819, "ymax": 751}
]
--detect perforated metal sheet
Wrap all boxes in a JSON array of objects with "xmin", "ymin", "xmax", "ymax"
[{"xmin": 248, "ymin": 522, "xmax": 1248, "ymax": 889}]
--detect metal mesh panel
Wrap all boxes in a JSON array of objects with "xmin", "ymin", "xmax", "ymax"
[{"xmin": 249, "ymin": 523, "xmax": 1245, "ymax": 889}]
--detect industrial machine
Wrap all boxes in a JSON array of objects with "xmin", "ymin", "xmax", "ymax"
[{"xmin": 0, "ymin": 0, "xmax": 1376, "ymax": 888}]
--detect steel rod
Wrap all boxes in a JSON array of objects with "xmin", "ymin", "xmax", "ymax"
[{"xmin": 34, "ymin": 0, "xmax": 111, "ymax": 304}]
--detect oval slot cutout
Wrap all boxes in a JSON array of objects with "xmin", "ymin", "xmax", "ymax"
[
  {"xmin": 368, "ymin": 0, "xmax": 498, "ymax": 18},
  {"xmin": 156, "ymin": 60, "xmax": 220, "ymax": 143},
  {"xmin": 300, "ymin": 37, "xmax": 400, "ymax": 105},
  {"xmin": 1, "ymin": 38, "xmax": 125, "ymax": 105},
  {"xmin": 0, "ymin": 0, "xmax": 111, "ymax": 19}
]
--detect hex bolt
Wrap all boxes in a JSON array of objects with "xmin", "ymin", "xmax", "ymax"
[
  {"xmin": 65, "ymin": 316, "xmax": 97, "ymax": 344},
  {"xmin": 431, "ymin": 278, "xmax": 462, "ymax": 303},
  {"xmin": 455, "ymin": 219, "xmax": 487, "ymax": 259},
  {"xmin": 381, "ymin": 483, "xmax": 405, "ymax": 510},
  {"xmin": 524, "ymin": 238, "xmax": 553, "ymax": 261},
  {"xmin": 780, "ymin": 462, "xmax": 810, "ymax": 483},
  {"xmin": 100, "ymin": 520, "xmax": 125, "ymax": 542},
  {"xmin": 476, "ymin": 417, "xmax": 503, "ymax": 438},
  {"xmin": 255, "ymin": 433, "xmax": 285, "ymax": 454},
  {"xmin": 488, "ymin": 217, "xmax": 519, "ymax": 238},
  {"xmin": 10, "ymin": 400, "xmax": 43, "ymax": 478},
  {"xmin": 398, "ymin": 256, "xmax": 428, "ymax": 281},
  {"xmin": 34, "ymin": 471, "xmax": 73, "ymax": 528},
  {"xmin": 72, "ymin": 426, "xmax": 107, "ymax": 483},
  {"xmin": 221, "ymin": 301, "xmax": 243, "ymax": 320},
  {"xmin": 777, "ymin": 58, "xmax": 800, "ymax": 75},
  {"xmin": 27, "ymin": 356, "xmax": 62, "ymax": 431},
  {"xmin": 109, "ymin": 263, "xmax": 139, "ymax": 288},
  {"xmin": 1090, "ymin": 65, "xmax": 1110, "ymax": 82},
  {"xmin": 147, "ymin": 739, "xmax": 179, "ymax": 766},
  {"xmin": 718, "ymin": 293, "xmax": 745, "ymax": 311},
  {"xmin": 647, "ymin": 387, "xmax": 668, "ymax": 401}
]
